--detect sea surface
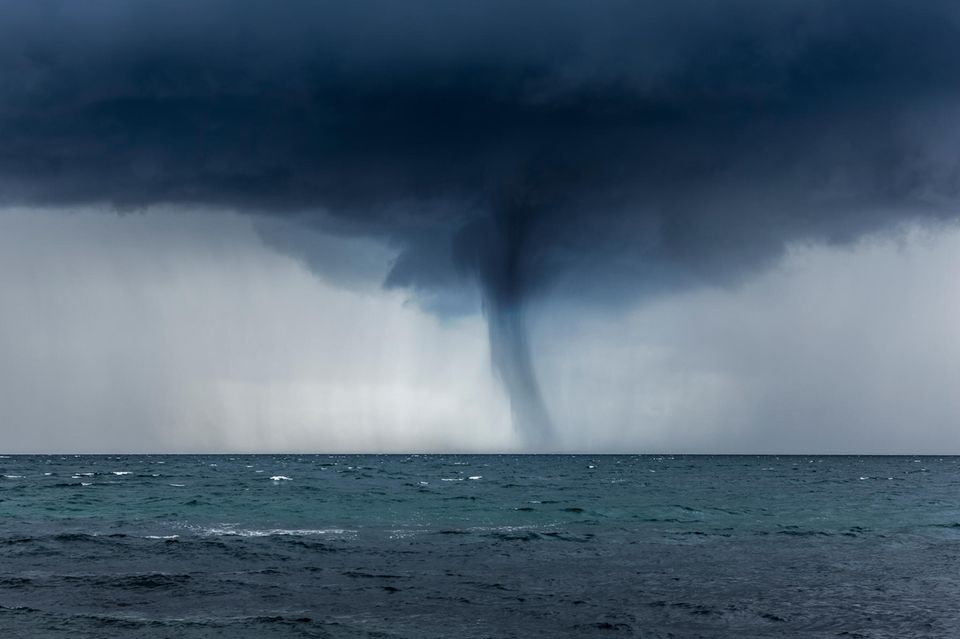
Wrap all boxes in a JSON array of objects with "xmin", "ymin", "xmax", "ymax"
[{"xmin": 1, "ymin": 455, "xmax": 958, "ymax": 638}]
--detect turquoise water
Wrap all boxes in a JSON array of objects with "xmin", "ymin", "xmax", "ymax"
[{"xmin": 1, "ymin": 455, "xmax": 959, "ymax": 637}]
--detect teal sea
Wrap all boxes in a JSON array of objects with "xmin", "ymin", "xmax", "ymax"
[{"xmin": 1, "ymin": 455, "xmax": 958, "ymax": 637}]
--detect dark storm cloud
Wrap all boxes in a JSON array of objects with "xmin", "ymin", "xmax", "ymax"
[{"xmin": 3, "ymin": 0, "xmax": 960, "ymax": 441}]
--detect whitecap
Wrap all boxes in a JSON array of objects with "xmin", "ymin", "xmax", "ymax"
[
  {"xmin": 200, "ymin": 526, "xmax": 353, "ymax": 538},
  {"xmin": 3, "ymin": 474, "xmax": 23, "ymax": 479},
  {"xmin": 145, "ymin": 535, "xmax": 179, "ymax": 540},
  {"xmin": 112, "ymin": 471, "xmax": 133, "ymax": 476},
  {"xmin": 169, "ymin": 483, "xmax": 186, "ymax": 487},
  {"xmin": 81, "ymin": 482, "xmax": 92, "ymax": 486},
  {"xmin": 389, "ymin": 529, "xmax": 419, "ymax": 540},
  {"xmin": 470, "ymin": 523, "xmax": 551, "ymax": 534},
  {"xmin": 468, "ymin": 476, "xmax": 482, "ymax": 480},
  {"xmin": 270, "ymin": 475, "xmax": 292, "ymax": 481},
  {"xmin": 440, "ymin": 478, "xmax": 463, "ymax": 481}
]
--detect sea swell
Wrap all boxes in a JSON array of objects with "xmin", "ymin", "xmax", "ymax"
[{"xmin": 1, "ymin": 455, "xmax": 959, "ymax": 637}]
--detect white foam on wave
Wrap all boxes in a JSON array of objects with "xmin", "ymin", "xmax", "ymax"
[
  {"xmin": 3, "ymin": 474, "xmax": 23, "ymax": 479},
  {"xmin": 81, "ymin": 482, "xmax": 92, "ymax": 486},
  {"xmin": 269, "ymin": 475, "xmax": 292, "ymax": 481},
  {"xmin": 440, "ymin": 478, "xmax": 463, "ymax": 481},
  {"xmin": 389, "ymin": 529, "xmax": 420, "ymax": 539},
  {"xmin": 199, "ymin": 526, "xmax": 354, "ymax": 538},
  {"xmin": 112, "ymin": 471, "xmax": 133, "ymax": 476},
  {"xmin": 468, "ymin": 523, "xmax": 558, "ymax": 534},
  {"xmin": 468, "ymin": 476, "xmax": 482, "ymax": 480},
  {"xmin": 145, "ymin": 535, "xmax": 180, "ymax": 540},
  {"xmin": 169, "ymin": 483, "xmax": 186, "ymax": 487}
]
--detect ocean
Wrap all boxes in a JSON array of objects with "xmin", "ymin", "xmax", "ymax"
[{"xmin": 0, "ymin": 454, "xmax": 957, "ymax": 638}]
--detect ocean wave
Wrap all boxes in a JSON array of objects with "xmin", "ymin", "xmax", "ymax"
[
  {"xmin": 190, "ymin": 526, "xmax": 355, "ymax": 538},
  {"xmin": 73, "ymin": 572, "xmax": 194, "ymax": 590},
  {"xmin": 0, "ymin": 532, "xmax": 133, "ymax": 547},
  {"xmin": 432, "ymin": 523, "xmax": 590, "ymax": 543},
  {"xmin": 387, "ymin": 529, "xmax": 420, "ymax": 539}
]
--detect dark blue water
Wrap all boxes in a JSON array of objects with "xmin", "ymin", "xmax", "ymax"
[{"xmin": 1, "ymin": 455, "xmax": 959, "ymax": 637}]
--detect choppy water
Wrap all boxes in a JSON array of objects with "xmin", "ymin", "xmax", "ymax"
[{"xmin": 1, "ymin": 455, "xmax": 959, "ymax": 637}]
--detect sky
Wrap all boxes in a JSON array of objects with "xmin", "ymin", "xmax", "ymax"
[{"xmin": 2, "ymin": 1, "xmax": 960, "ymax": 452}]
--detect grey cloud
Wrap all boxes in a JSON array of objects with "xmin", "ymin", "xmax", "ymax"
[{"xmin": 3, "ymin": 0, "xmax": 960, "ymax": 441}]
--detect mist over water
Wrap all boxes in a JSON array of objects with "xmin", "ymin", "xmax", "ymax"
[{"xmin": 3, "ymin": 209, "xmax": 960, "ymax": 452}]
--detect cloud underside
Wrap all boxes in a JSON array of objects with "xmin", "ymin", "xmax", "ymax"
[{"xmin": 4, "ymin": 1, "xmax": 960, "ymax": 282}]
